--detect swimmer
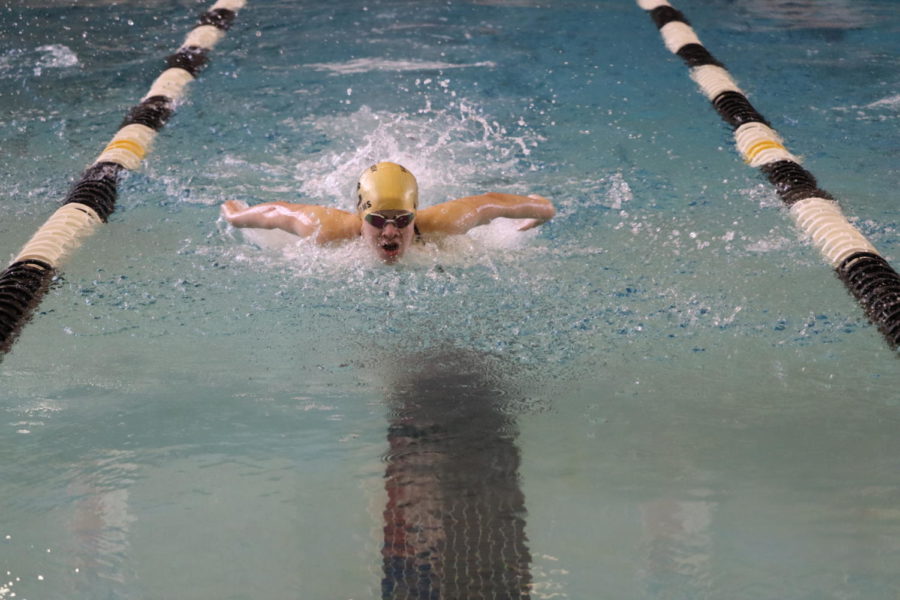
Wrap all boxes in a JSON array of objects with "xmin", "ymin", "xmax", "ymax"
[{"xmin": 221, "ymin": 161, "xmax": 555, "ymax": 263}]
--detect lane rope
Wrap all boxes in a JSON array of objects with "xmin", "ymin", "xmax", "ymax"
[
  {"xmin": 0, "ymin": 0, "xmax": 246, "ymax": 355},
  {"xmin": 637, "ymin": 0, "xmax": 900, "ymax": 348}
]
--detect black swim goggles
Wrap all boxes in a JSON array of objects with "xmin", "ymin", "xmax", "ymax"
[{"xmin": 364, "ymin": 211, "xmax": 415, "ymax": 229}]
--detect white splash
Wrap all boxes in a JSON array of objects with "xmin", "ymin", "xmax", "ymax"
[
  {"xmin": 36, "ymin": 44, "xmax": 78, "ymax": 68},
  {"xmin": 864, "ymin": 94, "xmax": 900, "ymax": 110},
  {"xmin": 32, "ymin": 44, "xmax": 79, "ymax": 76},
  {"xmin": 1, "ymin": 44, "xmax": 78, "ymax": 78},
  {"xmin": 228, "ymin": 216, "xmax": 542, "ymax": 275},
  {"xmin": 305, "ymin": 58, "xmax": 496, "ymax": 75},
  {"xmin": 745, "ymin": 234, "xmax": 793, "ymax": 253},
  {"xmin": 606, "ymin": 172, "xmax": 633, "ymax": 210},
  {"xmin": 288, "ymin": 103, "xmax": 541, "ymax": 210}
]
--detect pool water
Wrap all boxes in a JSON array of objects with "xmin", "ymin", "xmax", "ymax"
[{"xmin": 2, "ymin": 0, "xmax": 899, "ymax": 598}]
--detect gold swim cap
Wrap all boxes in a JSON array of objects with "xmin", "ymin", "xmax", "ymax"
[{"xmin": 356, "ymin": 162, "xmax": 418, "ymax": 217}]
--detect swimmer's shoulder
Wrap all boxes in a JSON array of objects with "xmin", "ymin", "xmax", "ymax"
[
  {"xmin": 414, "ymin": 204, "xmax": 462, "ymax": 237},
  {"xmin": 310, "ymin": 207, "xmax": 362, "ymax": 244},
  {"xmin": 413, "ymin": 206, "xmax": 441, "ymax": 234}
]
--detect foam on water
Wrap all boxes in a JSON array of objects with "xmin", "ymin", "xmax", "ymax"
[
  {"xmin": 289, "ymin": 101, "xmax": 541, "ymax": 208},
  {"xmin": 0, "ymin": 44, "xmax": 79, "ymax": 79},
  {"xmin": 304, "ymin": 57, "xmax": 497, "ymax": 75},
  {"xmin": 193, "ymin": 84, "xmax": 544, "ymax": 212},
  {"xmin": 229, "ymin": 216, "xmax": 542, "ymax": 270},
  {"xmin": 864, "ymin": 94, "xmax": 900, "ymax": 110},
  {"xmin": 830, "ymin": 93, "xmax": 900, "ymax": 123}
]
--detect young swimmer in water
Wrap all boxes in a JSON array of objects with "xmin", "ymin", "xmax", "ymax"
[{"xmin": 221, "ymin": 161, "xmax": 555, "ymax": 263}]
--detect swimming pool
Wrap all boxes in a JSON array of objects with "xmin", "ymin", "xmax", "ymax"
[{"xmin": 2, "ymin": 0, "xmax": 899, "ymax": 597}]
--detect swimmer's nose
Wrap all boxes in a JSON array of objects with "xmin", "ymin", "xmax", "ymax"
[{"xmin": 382, "ymin": 223, "xmax": 400, "ymax": 235}]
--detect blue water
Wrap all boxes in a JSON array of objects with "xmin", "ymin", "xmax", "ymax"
[{"xmin": 2, "ymin": 0, "xmax": 899, "ymax": 598}]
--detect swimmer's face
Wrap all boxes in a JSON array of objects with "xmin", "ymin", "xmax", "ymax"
[{"xmin": 361, "ymin": 210, "xmax": 416, "ymax": 263}]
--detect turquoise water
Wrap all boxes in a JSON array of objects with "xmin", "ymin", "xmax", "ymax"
[{"xmin": 2, "ymin": 0, "xmax": 899, "ymax": 598}]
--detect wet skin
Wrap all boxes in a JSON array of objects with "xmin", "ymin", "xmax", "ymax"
[{"xmin": 360, "ymin": 214, "xmax": 416, "ymax": 263}]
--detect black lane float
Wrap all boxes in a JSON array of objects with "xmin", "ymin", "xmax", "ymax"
[
  {"xmin": 0, "ymin": 0, "xmax": 246, "ymax": 355},
  {"xmin": 637, "ymin": 0, "xmax": 900, "ymax": 349}
]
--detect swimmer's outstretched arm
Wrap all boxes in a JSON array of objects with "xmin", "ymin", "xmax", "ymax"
[
  {"xmin": 221, "ymin": 201, "xmax": 361, "ymax": 244},
  {"xmin": 416, "ymin": 193, "xmax": 555, "ymax": 235}
]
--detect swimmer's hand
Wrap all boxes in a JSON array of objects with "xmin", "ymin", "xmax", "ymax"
[
  {"xmin": 221, "ymin": 200, "xmax": 249, "ymax": 222},
  {"xmin": 517, "ymin": 195, "xmax": 553, "ymax": 230},
  {"xmin": 517, "ymin": 218, "xmax": 545, "ymax": 231}
]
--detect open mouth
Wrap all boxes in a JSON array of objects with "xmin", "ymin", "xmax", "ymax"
[{"xmin": 381, "ymin": 242, "xmax": 399, "ymax": 252}]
